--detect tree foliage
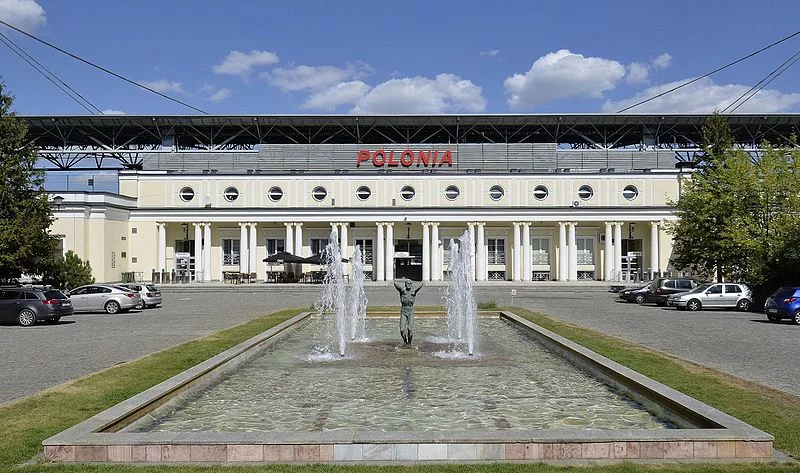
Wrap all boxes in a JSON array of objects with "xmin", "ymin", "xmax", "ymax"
[
  {"xmin": 666, "ymin": 113, "xmax": 800, "ymax": 292},
  {"xmin": 0, "ymin": 81, "xmax": 61, "ymax": 282},
  {"xmin": 42, "ymin": 250, "xmax": 95, "ymax": 290}
]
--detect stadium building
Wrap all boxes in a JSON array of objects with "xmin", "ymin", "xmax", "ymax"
[{"xmin": 25, "ymin": 114, "xmax": 800, "ymax": 284}]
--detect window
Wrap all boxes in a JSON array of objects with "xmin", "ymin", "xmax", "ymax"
[
  {"xmin": 223, "ymin": 187, "xmax": 239, "ymax": 202},
  {"xmin": 707, "ymin": 285, "xmax": 723, "ymax": 294},
  {"xmin": 489, "ymin": 185, "xmax": 504, "ymax": 201},
  {"xmin": 25, "ymin": 292, "xmax": 39, "ymax": 300},
  {"xmin": 725, "ymin": 284, "xmax": 742, "ymax": 294},
  {"xmin": 400, "ymin": 185, "xmax": 415, "ymax": 201},
  {"xmin": 444, "ymin": 185, "xmax": 459, "ymax": 200},
  {"xmin": 179, "ymin": 187, "xmax": 195, "ymax": 202},
  {"xmin": 1, "ymin": 291, "xmax": 20, "ymax": 300},
  {"xmin": 677, "ymin": 280, "xmax": 694, "ymax": 290},
  {"xmin": 131, "ymin": 227, "xmax": 137, "ymax": 234},
  {"xmin": 533, "ymin": 185, "xmax": 548, "ymax": 200},
  {"xmin": 310, "ymin": 238, "xmax": 329, "ymax": 255},
  {"xmin": 265, "ymin": 238, "xmax": 286, "ymax": 256},
  {"xmin": 222, "ymin": 238, "xmax": 240, "ymax": 265},
  {"xmin": 578, "ymin": 185, "xmax": 594, "ymax": 200},
  {"xmin": 664, "ymin": 280, "xmax": 676, "ymax": 289},
  {"xmin": 356, "ymin": 186, "xmax": 371, "ymax": 201},
  {"xmin": 442, "ymin": 238, "xmax": 453, "ymax": 266},
  {"xmin": 268, "ymin": 186, "xmax": 283, "ymax": 202},
  {"xmin": 312, "ymin": 186, "xmax": 327, "ymax": 201},
  {"xmin": 354, "ymin": 238, "xmax": 373, "ymax": 264},
  {"xmin": 531, "ymin": 237, "xmax": 550, "ymax": 265},
  {"xmin": 576, "ymin": 237, "xmax": 594, "ymax": 264},
  {"xmin": 487, "ymin": 238, "xmax": 505, "ymax": 264},
  {"xmin": 121, "ymin": 252, "xmax": 127, "ymax": 258},
  {"xmin": 622, "ymin": 185, "xmax": 639, "ymax": 201}
]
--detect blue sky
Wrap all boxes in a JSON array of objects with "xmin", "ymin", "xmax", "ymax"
[{"xmin": 2, "ymin": 0, "xmax": 800, "ymax": 115}]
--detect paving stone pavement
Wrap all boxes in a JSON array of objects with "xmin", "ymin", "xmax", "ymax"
[{"xmin": 0, "ymin": 283, "xmax": 798, "ymax": 405}]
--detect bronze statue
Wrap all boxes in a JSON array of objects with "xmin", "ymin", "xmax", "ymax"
[{"xmin": 394, "ymin": 279, "xmax": 423, "ymax": 346}]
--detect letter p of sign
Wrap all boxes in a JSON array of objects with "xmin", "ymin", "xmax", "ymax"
[{"xmin": 357, "ymin": 150, "xmax": 371, "ymax": 167}]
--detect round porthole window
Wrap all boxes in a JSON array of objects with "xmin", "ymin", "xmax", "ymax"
[
  {"xmin": 622, "ymin": 185, "xmax": 639, "ymax": 201},
  {"xmin": 179, "ymin": 186, "xmax": 195, "ymax": 202},
  {"xmin": 223, "ymin": 187, "xmax": 239, "ymax": 202},
  {"xmin": 267, "ymin": 186, "xmax": 283, "ymax": 202},
  {"xmin": 489, "ymin": 185, "xmax": 504, "ymax": 201},
  {"xmin": 356, "ymin": 186, "xmax": 371, "ymax": 201},
  {"xmin": 312, "ymin": 186, "xmax": 327, "ymax": 201},
  {"xmin": 532, "ymin": 185, "xmax": 548, "ymax": 201},
  {"xmin": 578, "ymin": 185, "xmax": 594, "ymax": 200},
  {"xmin": 400, "ymin": 185, "xmax": 415, "ymax": 201},
  {"xmin": 444, "ymin": 185, "xmax": 460, "ymax": 200}
]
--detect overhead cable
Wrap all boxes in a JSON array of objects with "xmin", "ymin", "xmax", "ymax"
[{"xmin": 723, "ymin": 49, "xmax": 800, "ymax": 113}]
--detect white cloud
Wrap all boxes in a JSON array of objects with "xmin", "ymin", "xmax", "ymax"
[
  {"xmin": 301, "ymin": 81, "xmax": 370, "ymax": 111},
  {"xmin": 208, "ymin": 88, "xmax": 232, "ymax": 102},
  {"xmin": 138, "ymin": 79, "xmax": 184, "ymax": 94},
  {"xmin": 603, "ymin": 77, "xmax": 800, "ymax": 113},
  {"xmin": 652, "ymin": 53, "xmax": 672, "ymax": 69},
  {"xmin": 213, "ymin": 50, "xmax": 279, "ymax": 76},
  {"xmin": 265, "ymin": 62, "xmax": 372, "ymax": 92},
  {"xmin": 504, "ymin": 49, "xmax": 625, "ymax": 109},
  {"xmin": 351, "ymin": 74, "xmax": 485, "ymax": 114},
  {"xmin": 100, "ymin": 109, "xmax": 125, "ymax": 115},
  {"xmin": 626, "ymin": 62, "xmax": 650, "ymax": 85},
  {"xmin": 480, "ymin": 49, "xmax": 500, "ymax": 57},
  {"xmin": 0, "ymin": 0, "xmax": 45, "ymax": 33}
]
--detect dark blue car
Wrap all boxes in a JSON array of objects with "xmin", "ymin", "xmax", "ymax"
[{"xmin": 764, "ymin": 287, "xmax": 800, "ymax": 324}]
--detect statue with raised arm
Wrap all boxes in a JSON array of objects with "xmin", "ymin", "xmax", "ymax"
[{"xmin": 394, "ymin": 278, "xmax": 424, "ymax": 346}]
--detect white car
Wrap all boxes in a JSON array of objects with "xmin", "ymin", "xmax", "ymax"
[
  {"xmin": 68, "ymin": 284, "xmax": 142, "ymax": 314},
  {"xmin": 120, "ymin": 283, "xmax": 162, "ymax": 309},
  {"xmin": 668, "ymin": 283, "xmax": 752, "ymax": 312}
]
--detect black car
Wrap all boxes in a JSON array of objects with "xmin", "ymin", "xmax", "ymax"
[
  {"xmin": 619, "ymin": 284, "xmax": 652, "ymax": 304},
  {"xmin": 0, "ymin": 287, "xmax": 73, "ymax": 326},
  {"xmin": 649, "ymin": 277, "xmax": 704, "ymax": 306}
]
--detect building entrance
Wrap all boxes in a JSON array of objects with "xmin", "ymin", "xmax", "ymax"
[
  {"xmin": 622, "ymin": 239, "xmax": 643, "ymax": 282},
  {"xmin": 394, "ymin": 239, "xmax": 422, "ymax": 281}
]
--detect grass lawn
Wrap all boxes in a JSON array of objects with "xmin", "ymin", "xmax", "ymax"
[{"xmin": 1, "ymin": 306, "xmax": 798, "ymax": 473}]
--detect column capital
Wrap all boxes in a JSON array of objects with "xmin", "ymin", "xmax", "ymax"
[
  {"xmin": 429, "ymin": 221, "xmax": 440, "ymax": 227},
  {"xmin": 604, "ymin": 221, "xmax": 613, "ymax": 226},
  {"xmin": 250, "ymin": 222, "xmax": 258, "ymax": 227},
  {"xmin": 512, "ymin": 221, "xmax": 521, "ymax": 227},
  {"xmin": 376, "ymin": 221, "xmax": 385, "ymax": 227},
  {"xmin": 467, "ymin": 222, "xmax": 475, "ymax": 227},
  {"xmin": 284, "ymin": 222, "xmax": 293, "ymax": 228},
  {"xmin": 330, "ymin": 222, "xmax": 338, "ymax": 227},
  {"xmin": 476, "ymin": 221, "xmax": 485, "ymax": 227},
  {"xmin": 192, "ymin": 222, "xmax": 203, "ymax": 228},
  {"xmin": 205, "ymin": 222, "xmax": 211, "ymax": 226},
  {"xmin": 156, "ymin": 222, "xmax": 166, "ymax": 227},
  {"xmin": 293, "ymin": 222, "xmax": 301, "ymax": 228},
  {"xmin": 238, "ymin": 222, "xmax": 248, "ymax": 228},
  {"xmin": 421, "ymin": 222, "xmax": 430, "ymax": 228},
  {"xmin": 523, "ymin": 221, "xmax": 531, "ymax": 227},
  {"xmin": 385, "ymin": 221, "xmax": 394, "ymax": 227},
  {"xmin": 650, "ymin": 221, "xmax": 659, "ymax": 227}
]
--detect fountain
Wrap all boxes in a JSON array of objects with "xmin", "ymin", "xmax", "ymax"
[
  {"xmin": 315, "ymin": 227, "xmax": 348, "ymax": 356},
  {"xmin": 443, "ymin": 231, "xmax": 478, "ymax": 356},
  {"xmin": 348, "ymin": 245, "xmax": 368, "ymax": 341}
]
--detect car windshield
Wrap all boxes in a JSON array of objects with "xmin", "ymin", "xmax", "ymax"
[
  {"xmin": 44, "ymin": 290, "xmax": 67, "ymax": 299},
  {"xmin": 771, "ymin": 287, "xmax": 799, "ymax": 298},
  {"xmin": 113, "ymin": 285, "xmax": 132, "ymax": 292},
  {"xmin": 146, "ymin": 285, "xmax": 158, "ymax": 291},
  {"xmin": 690, "ymin": 283, "xmax": 712, "ymax": 293}
]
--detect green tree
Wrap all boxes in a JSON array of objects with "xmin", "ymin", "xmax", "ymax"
[
  {"xmin": 0, "ymin": 81, "xmax": 61, "ymax": 282},
  {"xmin": 666, "ymin": 113, "xmax": 800, "ymax": 292},
  {"xmin": 52, "ymin": 250, "xmax": 95, "ymax": 289}
]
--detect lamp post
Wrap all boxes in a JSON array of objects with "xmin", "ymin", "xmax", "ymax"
[{"xmin": 52, "ymin": 195, "xmax": 64, "ymax": 211}]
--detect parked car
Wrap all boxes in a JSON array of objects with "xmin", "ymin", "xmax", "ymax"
[
  {"xmin": 764, "ymin": 287, "xmax": 800, "ymax": 324},
  {"xmin": 120, "ymin": 283, "xmax": 162, "ymax": 309},
  {"xmin": 0, "ymin": 286, "xmax": 73, "ymax": 326},
  {"xmin": 619, "ymin": 284, "xmax": 652, "ymax": 304},
  {"xmin": 649, "ymin": 277, "xmax": 704, "ymax": 306},
  {"xmin": 668, "ymin": 283, "xmax": 752, "ymax": 311},
  {"xmin": 67, "ymin": 284, "xmax": 141, "ymax": 314}
]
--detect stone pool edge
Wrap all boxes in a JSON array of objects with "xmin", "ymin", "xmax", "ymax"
[{"xmin": 42, "ymin": 310, "xmax": 775, "ymax": 464}]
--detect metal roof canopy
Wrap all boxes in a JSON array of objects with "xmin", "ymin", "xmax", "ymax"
[{"xmin": 21, "ymin": 114, "xmax": 800, "ymax": 171}]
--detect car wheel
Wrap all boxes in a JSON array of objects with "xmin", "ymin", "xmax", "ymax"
[
  {"xmin": 686, "ymin": 299, "xmax": 702, "ymax": 311},
  {"xmin": 634, "ymin": 293, "xmax": 645, "ymax": 304},
  {"xmin": 736, "ymin": 299, "xmax": 751, "ymax": 312},
  {"xmin": 134, "ymin": 300, "xmax": 145, "ymax": 310},
  {"xmin": 104, "ymin": 300, "xmax": 121, "ymax": 314},
  {"xmin": 793, "ymin": 310, "xmax": 800, "ymax": 325},
  {"xmin": 17, "ymin": 309, "xmax": 36, "ymax": 327},
  {"xmin": 767, "ymin": 314, "xmax": 780, "ymax": 322}
]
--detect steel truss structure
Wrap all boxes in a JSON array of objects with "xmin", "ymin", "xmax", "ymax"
[{"xmin": 22, "ymin": 114, "xmax": 800, "ymax": 171}]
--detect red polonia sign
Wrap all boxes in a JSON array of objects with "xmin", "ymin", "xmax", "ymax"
[{"xmin": 357, "ymin": 149, "xmax": 454, "ymax": 168}]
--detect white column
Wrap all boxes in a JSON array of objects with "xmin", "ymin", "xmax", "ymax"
[
  {"xmin": 523, "ymin": 222, "xmax": 531, "ymax": 282},
  {"xmin": 650, "ymin": 221, "xmax": 659, "ymax": 279},
  {"xmin": 431, "ymin": 222, "xmax": 440, "ymax": 281},
  {"xmin": 468, "ymin": 222, "xmax": 476, "ymax": 281},
  {"xmin": 285, "ymin": 223, "xmax": 294, "ymax": 256},
  {"xmin": 339, "ymin": 223, "xmax": 348, "ymax": 260},
  {"xmin": 604, "ymin": 222, "xmax": 613, "ymax": 281},
  {"xmin": 375, "ymin": 222, "xmax": 385, "ymax": 281},
  {"xmin": 512, "ymin": 222, "xmax": 522, "ymax": 281},
  {"xmin": 249, "ymin": 222, "xmax": 258, "ymax": 276},
  {"xmin": 568, "ymin": 222, "xmax": 578, "ymax": 282},
  {"xmin": 157, "ymin": 223, "xmax": 166, "ymax": 272},
  {"xmin": 614, "ymin": 222, "xmax": 623, "ymax": 282},
  {"xmin": 421, "ymin": 222, "xmax": 431, "ymax": 281},
  {"xmin": 203, "ymin": 223, "xmax": 211, "ymax": 282},
  {"xmin": 385, "ymin": 223, "xmax": 394, "ymax": 280},
  {"xmin": 329, "ymin": 222, "xmax": 339, "ymax": 247},
  {"xmin": 239, "ymin": 223, "xmax": 249, "ymax": 274},
  {"xmin": 476, "ymin": 222, "xmax": 485, "ymax": 281},
  {"xmin": 193, "ymin": 223, "xmax": 203, "ymax": 281},
  {"xmin": 294, "ymin": 222, "xmax": 303, "ymax": 276},
  {"xmin": 558, "ymin": 222, "xmax": 567, "ymax": 282}
]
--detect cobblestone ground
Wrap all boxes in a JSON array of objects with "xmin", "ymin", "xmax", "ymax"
[{"xmin": 0, "ymin": 283, "xmax": 797, "ymax": 404}]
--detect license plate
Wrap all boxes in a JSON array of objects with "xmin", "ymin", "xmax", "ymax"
[
  {"xmin": 61, "ymin": 301, "xmax": 71, "ymax": 306},
  {"xmin": 767, "ymin": 308, "xmax": 778, "ymax": 314}
]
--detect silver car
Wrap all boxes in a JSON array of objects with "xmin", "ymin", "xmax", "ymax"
[
  {"xmin": 668, "ymin": 282, "xmax": 752, "ymax": 312},
  {"xmin": 68, "ymin": 284, "xmax": 142, "ymax": 314},
  {"xmin": 121, "ymin": 283, "xmax": 162, "ymax": 309}
]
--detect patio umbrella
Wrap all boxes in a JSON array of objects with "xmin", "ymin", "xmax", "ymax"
[
  {"xmin": 301, "ymin": 253, "xmax": 349, "ymax": 264},
  {"xmin": 263, "ymin": 251, "xmax": 304, "ymax": 263}
]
